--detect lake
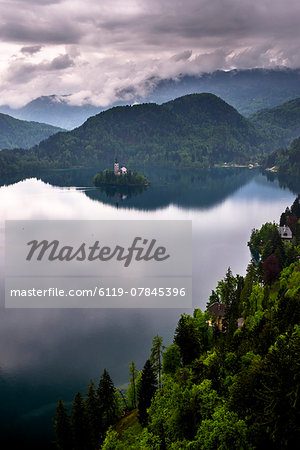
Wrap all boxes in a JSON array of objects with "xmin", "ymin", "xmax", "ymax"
[{"xmin": 0, "ymin": 167, "xmax": 298, "ymax": 447}]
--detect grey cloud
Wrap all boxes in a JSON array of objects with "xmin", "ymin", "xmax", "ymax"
[
  {"xmin": 50, "ymin": 54, "xmax": 74, "ymax": 70},
  {"xmin": 7, "ymin": 54, "xmax": 75, "ymax": 84},
  {"xmin": 1, "ymin": 0, "xmax": 300, "ymax": 107},
  {"xmin": 171, "ymin": 50, "xmax": 193, "ymax": 62},
  {"xmin": 20, "ymin": 45, "xmax": 43, "ymax": 54},
  {"xmin": 0, "ymin": 22, "xmax": 81, "ymax": 44}
]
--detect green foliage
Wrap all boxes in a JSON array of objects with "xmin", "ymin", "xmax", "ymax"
[
  {"xmin": 137, "ymin": 359, "xmax": 157, "ymax": 426},
  {"xmin": 162, "ymin": 343, "xmax": 182, "ymax": 375},
  {"xmin": 84, "ymin": 380, "xmax": 101, "ymax": 448},
  {"xmin": 98, "ymin": 368, "xmax": 120, "ymax": 429},
  {"xmin": 190, "ymin": 405, "xmax": 251, "ymax": 449},
  {"xmin": 0, "ymin": 112, "xmax": 63, "ymax": 150},
  {"xmin": 54, "ymin": 399, "xmax": 72, "ymax": 450},
  {"xmin": 0, "ymin": 93, "xmax": 266, "ymax": 174},
  {"xmin": 263, "ymin": 136, "xmax": 300, "ymax": 177},
  {"xmin": 54, "ymin": 196, "xmax": 300, "ymax": 450},
  {"xmin": 250, "ymin": 97, "xmax": 300, "ymax": 149},
  {"xmin": 150, "ymin": 335, "xmax": 165, "ymax": 389},
  {"xmin": 70, "ymin": 392, "xmax": 89, "ymax": 450},
  {"xmin": 174, "ymin": 314, "xmax": 202, "ymax": 365},
  {"xmin": 127, "ymin": 362, "xmax": 138, "ymax": 409},
  {"xmin": 252, "ymin": 326, "xmax": 300, "ymax": 448},
  {"xmin": 94, "ymin": 169, "xmax": 150, "ymax": 186}
]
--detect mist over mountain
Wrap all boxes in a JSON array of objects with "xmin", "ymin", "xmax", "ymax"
[
  {"xmin": 0, "ymin": 96, "xmax": 102, "ymax": 131},
  {"xmin": 2, "ymin": 68, "xmax": 300, "ymax": 130}
]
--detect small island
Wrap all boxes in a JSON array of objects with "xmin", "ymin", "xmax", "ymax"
[{"xmin": 93, "ymin": 159, "xmax": 150, "ymax": 187}]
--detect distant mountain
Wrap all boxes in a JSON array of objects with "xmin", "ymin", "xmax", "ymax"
[
  {"xmin": 0, "ymin": 95, "xmax": 102, "ymax": 130},
  {"xmin": 148, "ymin": 68, "xmax": 300, "ymax": 117},
  {"xmin": 0, "ymin": 113, "xmax": 64, "ymax": 150},
  {"xmin": 0, "ymin": 93, "xmax": 265, "ymax": 174},
  {"xmin": 263, "ymin": 137, "xmax": 300, "ymax": 177},
  {"xmin": 2, "ymin": 68, "xmax": 300, "ymax": 129}
]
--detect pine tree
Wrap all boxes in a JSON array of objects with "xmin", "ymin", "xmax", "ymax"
[
  {"xmin": 150, "ymin": 335, "xmax": 165, "ymax": 389},
  {"xmin": 70, "ymin": 392, "xmax": 89, "ymax": 450},
  {"xmin": 174, "ymin": 313, "xmax": 200, "ymax": 365},
  {"xmin": 128, "ymin": 361, "xmax": 138, "ymax": 409},
  {"xmin": 138, "ymin": 359, "xmax": 157, "ymax": 426},
  {"xmin": 85, "ymin": 380, "xmax": 101, "ymax": 449},
  {"xmin": 97, "ymin": 369, "xmax": 118, "ymax": 430},
  {"xmin": 291, "ymin": 195, "xmax": 300, "ymax": 218},
  {"xmin": 54, "ymin": 399, "xmax": 72, "ymax": 450}
]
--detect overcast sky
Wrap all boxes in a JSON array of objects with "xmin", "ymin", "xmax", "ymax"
[{"xmin": 0, "ymin": 0, "xmax": 300, "ymax": 107}]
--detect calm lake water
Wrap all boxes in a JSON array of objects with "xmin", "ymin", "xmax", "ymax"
[{"xmin": 0, "ymin": 167, "xmax": 298, "ymax": 447}]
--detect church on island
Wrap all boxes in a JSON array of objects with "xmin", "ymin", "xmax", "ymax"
[{"xmin": 114, "ymin": 158, "xmax": 127, "ymax": 175}]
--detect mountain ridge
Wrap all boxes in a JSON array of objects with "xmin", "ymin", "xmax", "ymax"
[
  {"xmin": 2, "ymin": 67, "xmax": 300, "ymax": 129},
  {"xmin": 0, "ymin": 113, "xmax": 64, "ymax": 150},
  {"xmin": 33, "ymin": 93, "xmax": 264, "ymax": 169}
]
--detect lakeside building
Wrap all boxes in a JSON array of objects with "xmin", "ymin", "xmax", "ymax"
[{"xmin": 278, "ymin": 225, "xmax": 293, "ymax": 242}]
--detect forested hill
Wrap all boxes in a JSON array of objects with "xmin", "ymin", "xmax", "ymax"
[
  {"xmin": 250, "ymin": 97, "xmax": 300, "ymax": 149},
  {"xmin": 33, "ymin": 93, "xmax": 264, "ymax": 169},
  {"xmin": 0, "ymin": 113, "xmax": 64, "ymax": 150},
  {"xmin": 263, "ymin": 136, "xmax": 300, "ymax": 177}
]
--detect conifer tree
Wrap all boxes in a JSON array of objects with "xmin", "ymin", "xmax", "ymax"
[
  {"xmin": 128, "ymin": 361, "xmax": 138, "ymax": 409},
  {"xmin": 150, "ymin": 335, "xmax": 165, "ymax": 389},
  {"xmin": 54, "ymin": 398, "xmax": 72, "ymax": 450},
  {"xmin": 138, "ymin": 359, "xmax": 157, "ymax": 426},
  {"xmin": 70, "ymin": 392, "xmax": 89, "ymax": 450},
  {"xmin": 174, "ymin": 313, "xmax": 201, "ymax": 365},
  {"xmin": 97, "ymin": 369, "xmax": 118, "ymax": 430},
  {"xmin": 85, "ymin": 380, "xmax": 101, "ymax": 449}
]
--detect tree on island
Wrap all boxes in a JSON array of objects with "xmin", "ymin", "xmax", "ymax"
[{"xmin": 94, "ymin": 169, "xmax": 149, "ymax": 186}]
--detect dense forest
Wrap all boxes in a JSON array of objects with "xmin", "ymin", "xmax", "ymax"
[
  {"xmin": 0, "ymin": 113, "xmax": 63, "ymax": 150},
  {"xmin": 34, "ymin": 94, "xmax": 265, "ymax": 168},
  {"xmin": 263, "ymin": 137, "xmax": 300, "ymax": 177},
  {"xmin": 250, "ymin": 97, "xmax": 300, "ymax": 149},
  {"xmin": 1, "ymin": 92, "xmax": 300, "ymax": 176},
  {"xmin": 0, "ymin": 94, "xmax": 266, "ymax": 174},
  {"xmin": 54, "ymin": 197, "xmax": 300, "ymax": 449}
]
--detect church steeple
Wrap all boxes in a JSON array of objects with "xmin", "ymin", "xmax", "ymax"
[{"xmin": 114, "ymin": 157, "xmax": 119, "ymax": 175}]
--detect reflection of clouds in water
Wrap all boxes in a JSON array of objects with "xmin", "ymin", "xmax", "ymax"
[
  {"xmin": 0, "ymin": 304, "xmax": 184, "ymax": 385},
  {"xmin": 0, "ymin": 178, "xmax": 184, "ymax": 221}
]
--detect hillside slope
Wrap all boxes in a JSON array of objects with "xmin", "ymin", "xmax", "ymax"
[
  {"xmin": 250, "ymin": 97, "xmax": 300, "ymax": 149},
  {"xmin": 34, "ymin": 93, "xmax": 264, "ymax": 169},
  {"xmin": 263, "ymin": 136, "xmax": 300, "ymax": 177},
  {"xmin": 0, "ymin": 113, "xmax": 64, "ymax": 150}
]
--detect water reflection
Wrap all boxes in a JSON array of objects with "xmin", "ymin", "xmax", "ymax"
[{"xmin": 0, "ymin": 167, "xmax": 298, "ymax": 448}]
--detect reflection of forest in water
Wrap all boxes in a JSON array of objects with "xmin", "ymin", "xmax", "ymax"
[
  {"xmin": 0, "ymin": 167, "xmax": 256, "ymax": 210},
  {"xmin": 86, "ymin": 168, "xmax": 258, "ymax": 210},
  {"xmin": 264, "ymin": 171, "xmax": 300, "ymax": 196},
  {"xmin": 1, "ymin": 166, "xmax": 298, "ymax": 210}
]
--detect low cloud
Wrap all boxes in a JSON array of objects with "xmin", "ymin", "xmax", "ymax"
[
  {"xmin": 0, "ymin": 0, "xmax": 300, "ymax": 107},
  {"xmin": 20, "ymin": 45, "xmax": 42, "ymax": 54}
]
